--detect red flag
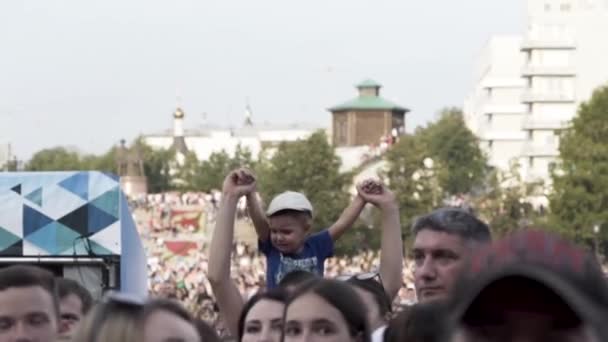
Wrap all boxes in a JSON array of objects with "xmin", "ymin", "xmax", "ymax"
[
  {"xmin": 164, "ymin": 241, "xmax": 198, "ymax": 256},
  {"xmin": 170, "ymin": 209, "xmax": 203, "ymax": 230}
]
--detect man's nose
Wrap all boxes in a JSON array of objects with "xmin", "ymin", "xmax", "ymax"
[
  {"xmin": 13, "ymin": 321, "xmax": 34, "ymax": 342},
  {"xmin": 416, "ymin": 256, "xmax": 438, "ymax": 281}
]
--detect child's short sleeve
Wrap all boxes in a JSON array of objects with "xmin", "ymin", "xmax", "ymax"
[
  {"xmin": 258, "ymin": 238, "xmax": 273, "ymax": 256},
  {"xmin": 308, "ymin": 230, "xmax": 334, "ymax": 259}
]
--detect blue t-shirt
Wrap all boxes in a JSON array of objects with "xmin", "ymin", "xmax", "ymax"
[{"xmin": 259, "ymin": 230, "xmax": 334, "ymax": 289}]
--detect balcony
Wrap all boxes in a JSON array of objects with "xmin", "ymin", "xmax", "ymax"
[
  {"xmin": 521, "ymin": 117, "xmax": 570, "ymax": 130},
  {"xmin": 480, "ymin": 131, "xmax": 527, "ymax": 141},
  {"xmin": 482, "ymin": 104, "xmax": 527, "ymax": 115},
  {"xmin": 521, "ymin": 141, "xmax": 560, "ymax": 157},
  {"xmin": 521, "ymin": 39, "xmax": 576, "ymax": 51},
  {"xmin": 521, "ymin": 65, "xmax": 576, "ymax": 77},
  {"xmin": 521, "ymin": 91, "xmax": 575, "ymax": 103}
]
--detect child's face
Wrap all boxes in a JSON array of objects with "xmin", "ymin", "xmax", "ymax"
[{"xmin": 268, "ymin": 214, "xmax": 308, "ymax": 254}]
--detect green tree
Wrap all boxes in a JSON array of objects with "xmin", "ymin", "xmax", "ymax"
[
  {"xmin": 175, "ymin": 151, "xmax": 202, "ymax": 191},
  {"xmin": 474, "ymin": 162, "xmax": 543, "ymax": 237},
  {"xmin": 132, "ymin": 138, "xmax": 174, "ymax": 193},
  {"xmin": 419, "ymin": 108, "xmax": 487, "ymax": 196},
  {"xmin": 81, "ymin": 147, "xmax": 117, "ymax": 173},
  {"xmin": 192, "ymin": 144, "xmax": 256, "ymax": 192},
  {"xmin": 256, "ymin": 131, "xmax": 371, "ymax": 255},
  {"xmin": 550, "ymin": 85, "xmax": 608, "ymax": 243},
  {"xmin": 384, "ymin": 134, "xmax": 434, "ymax": 244},
  {"xmin": 26, "ymin": 147, "xmax": 83, "ymax": 171}
]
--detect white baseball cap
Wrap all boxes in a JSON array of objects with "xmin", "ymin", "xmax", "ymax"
[{"xmin": 266, "ymin": 191, "xmax": 313, "ymax": 216}]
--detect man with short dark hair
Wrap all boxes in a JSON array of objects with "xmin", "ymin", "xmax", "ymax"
[
  {"xmin": 411, "ymin": 208, "xmax": 491, "ymax": 302},
  {"xmin": 56, "ymin": 278, "xmax": 93, "ymax": 341},
  {"xmin": 0, "ymin": 265, "xmax": 60, "ymax": 342}
]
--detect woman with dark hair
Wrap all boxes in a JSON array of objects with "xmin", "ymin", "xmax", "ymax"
[
  {"xmin": 383, "ymin": 301, "xmax": 448, "ymax": 342},
  {"xmin": 283, "ymin": 279, "xmax": 370, "ymax": 342},
  {"xmin": 237, "ymin": 289, "xmax": 288, "ymax": 342}
]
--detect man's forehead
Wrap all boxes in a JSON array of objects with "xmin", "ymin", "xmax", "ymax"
[
  {"xmin": 0, "ymin": 286, "xmax": 56, "ymax": 314},
  {"xmin": 413, "ymin": 229, "xmax": 467, "ymax": 250}
]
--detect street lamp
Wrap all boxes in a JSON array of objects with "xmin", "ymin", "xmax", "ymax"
[
  {"xmin": 594, "ymin": 224, "xmax": 601, "ymax": 262},
  {"xmin": 422, "ymin": 157, "xmax": 437, "ymax": 207}
]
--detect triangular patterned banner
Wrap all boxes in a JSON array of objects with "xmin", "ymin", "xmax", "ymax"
[
  {"xmin": 10, "ymin": 184, "xmax": 21, "ymax": 195},
  {"xmin": 0, "ymin": 226, "xmax": 21, "ymax": 251},
  {"xmin": 23, "ymin": 205, "xmax": 53, "ymax": 237},
  {"xmin": 87, "ymin": 204, "xmax": 119, "ymax": 235},
  {"xmin": 25, "ymin": 221, "xmax": 80, "ymax": 255},
  {"xmin": 58, "ymin": 172, "xmax": 89, "ymax": 201},
  {"xmin": 25, "ymin": 188, "xmax": 43, "ymax": 207},
  {"xmin": 89, "ymin": 187, "xmax": 119, "ymax": 219}
]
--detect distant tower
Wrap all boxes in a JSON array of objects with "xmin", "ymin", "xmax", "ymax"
[
  {"xmin": 328, "ymin": 79, "xmax": 409, "ymax": 147},
  {"xmin": 116, "ymin": 139, "xmax": 148, "ymax": 196},
  {"xmin": 244, "ymin": 103, "xmax": 254, "ymax": 126},
  {"xmin": 172, "ymin": 107, "xmax": 189, "ymax": 165}
]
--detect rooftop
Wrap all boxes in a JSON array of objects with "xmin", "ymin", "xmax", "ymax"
[
  {"xmin": 145, "ymin": 122, "xmax": 323, "ymax": 138},
  {"xmin": 356, "ymin": 78, "xmax": 382, "ymax": 88},
  {"xmin": 329, "ymin": 79, "xmax": 409, "ymax": 112}
]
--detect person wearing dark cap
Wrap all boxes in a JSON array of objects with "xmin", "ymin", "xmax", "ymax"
[
  {"xmin": 447, "ymin": 229, "xmax": 608, "ymax": 342},
  {"xmin": 411, "ymin": 208, "xmax": 491, "ymax": 302}
]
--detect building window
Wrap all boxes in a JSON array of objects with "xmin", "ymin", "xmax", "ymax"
[
  {"xmin": 336, "ymin": 120, "xmax": 347, "ymax": 145},
  {"xmin": 487, "ymin": 114, "xmax": 493, "ymax": 124},
  {"xmin": 560, "ymin": 3, "xmax": 572, "ymax": 11},
  {"xmin": 529, "ymin": 157, "xmax": 535, "ymax": 168},
  {"xmin": 545, "ymin": 3, "xmax": 552, "ymax": 11},
  {"xmin": 488, "ymin": 140, "xmax": 494, "ymax": 150},
  {"xmin": 527, "ymin": 130, "xmax": 533, "ymax": 140}
]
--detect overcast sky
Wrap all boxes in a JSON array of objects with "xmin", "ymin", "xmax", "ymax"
[{"xmin": 0, "ymin": 1, "xmax": 525, "ymax": 160}]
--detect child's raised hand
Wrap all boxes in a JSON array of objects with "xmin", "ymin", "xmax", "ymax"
[
  {"xmin": 222, "ymin": 168, "xmax": 256, "ymax": 197},
  {"xmin": 356, "ymin": 179, "xmax": 396, "ymax": 209}
]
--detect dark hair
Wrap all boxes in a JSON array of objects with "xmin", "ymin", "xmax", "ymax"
[
  {"xmin": 195, "ymin": 319, "xmax": 220, "ymax": 342},
  {"xmin": 278, "ymin": 270, "xmax": 318, "ymax": 291},
  {"xmin": 348, "ymin": 278, "xmax": 392, "ymax": 317},
  {"xmin": 0, "ymin": 265, "xmax": 59, "ymax": 318},
  {"xmin": 56, "ymin": 277, "xmax": 94, "ymax": 314},
  {"xmin": 384, "ymin": 302, "xmax": 448, "ymax": 342},
  {"xmin": 411, "ymin": 208, "xmax": 491, "ymax": 243},
  {"xmin": 238, "ymin": 289, "xmax": 288, "ymax": 339},
  {"xmin": 286, "ymin": 279, "xmax": 370, "ymax": 342}
]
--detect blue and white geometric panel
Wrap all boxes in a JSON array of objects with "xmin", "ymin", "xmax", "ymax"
[
  {"xmin": 0, "ymin": 191, "xmax": 24, "ymax": 238},
  {"xmin": 90, "ymin": 221, "xmax": 121, "ymax": 255},
  {"xmin": 40, "ymin": 184, "xmax": 87, "ymax": 221},
  {"xmin": 0, "ymin": 172, "xmax": 122, "ymax": 256}
]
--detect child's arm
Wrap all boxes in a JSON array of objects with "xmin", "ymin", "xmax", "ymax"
[
  {"xmin": 208, "ymin": 169, "xmax": 255, "ymax": 336},
  {"xmin": 357, "ymin": 182, "xmax": 403, "ymax": 300},
  {"xmin": 246, "ymin": 191, "xmax": 270, "ymax": 241},
  {"xmin": 327, "ymin": 195, "xmax": 366, "ymax": 241}
]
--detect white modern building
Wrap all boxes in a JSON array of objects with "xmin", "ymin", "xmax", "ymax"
[
  {"xmin": 465, "ymin": 0, "xmax": 608, "ymax": 184},
  {"xmin": 143, "ymin": 107, "xmax": 322, "ymax": 162},
  {"xmin": 464, "ymin": 36, "xmax": 527, "ymax": 171}
]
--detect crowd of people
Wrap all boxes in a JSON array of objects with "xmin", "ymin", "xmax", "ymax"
[{"xmin": 2, "ymin": 167, "xmax": 608, "ymax": 342}]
